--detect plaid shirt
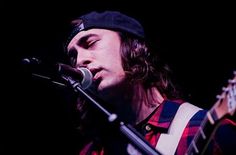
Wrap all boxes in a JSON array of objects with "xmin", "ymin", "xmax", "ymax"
[{"xmin": 79, "ymin": 100, "xmax": 236, "ymax": 155}]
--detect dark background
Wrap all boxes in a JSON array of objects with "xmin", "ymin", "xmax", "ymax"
[{"xmin": 3, "ymin": 1, "xmax": 235, "ymax": 155}]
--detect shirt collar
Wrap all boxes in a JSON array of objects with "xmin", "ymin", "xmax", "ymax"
[{"xmin": 146, "ymin": 100, "xmax": 182, "ymax": 131}]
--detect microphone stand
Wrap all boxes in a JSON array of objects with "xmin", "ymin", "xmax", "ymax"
[{"xmin": 61, "ymin": 75, "xmax": 161, "ymax": 155}]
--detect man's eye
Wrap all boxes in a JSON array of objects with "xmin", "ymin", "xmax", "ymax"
[{"xmin": 86, "ymin": 40, "xmax": 97, "ymax": 48}]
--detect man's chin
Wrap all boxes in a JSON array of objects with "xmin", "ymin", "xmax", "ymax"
[
  {"xmin": 87, "ymin": 82, "xmax": 108, "ymax": 96},
  {"xmin": 89, "ymin": 79, "xmax": 128, "ymax": 99},
  {"xmin": 88, "ymin": 82, "xmax": 114, "ymax": 98}
]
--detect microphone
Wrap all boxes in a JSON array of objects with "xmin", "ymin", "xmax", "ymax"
[
  {"xmin": 21, "ymin": 57, "xmax": 93, "ymax": 89},
  {"xmin": 58, "ymin": 63, "xmax": 93, "ymax": 89}
]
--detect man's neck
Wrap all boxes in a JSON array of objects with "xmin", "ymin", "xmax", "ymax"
[
  {"xmin": 132, "ymin": 84, "xmax": 164, "ymax": 124},
  {"xmin": 98, "ymin": 83, "xmax": 164, "ymax": 125}
]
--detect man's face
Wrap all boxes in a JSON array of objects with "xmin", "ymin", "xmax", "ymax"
[{"xmin": 67, "ymin": 29, "xmax": 126, "ymax": 93}]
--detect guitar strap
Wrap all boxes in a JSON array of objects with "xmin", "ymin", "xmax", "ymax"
[{"xmin": 155, "ymin": 102, "xmax": 202, "ymax": 155}]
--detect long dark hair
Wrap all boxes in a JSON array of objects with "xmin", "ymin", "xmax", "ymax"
[{"xmin": 119, "ymin": 32, "xmax": 181, "ymax": 99}]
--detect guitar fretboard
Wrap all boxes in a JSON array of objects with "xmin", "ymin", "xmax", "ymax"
[{"xmin": 186, "ymin": 108, "xmax": 220, "ymax": 155}]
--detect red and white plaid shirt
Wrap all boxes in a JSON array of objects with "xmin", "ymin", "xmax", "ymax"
[{"xmin": 79, "ymin": 100, "xmax": 236, "ymax": 155}]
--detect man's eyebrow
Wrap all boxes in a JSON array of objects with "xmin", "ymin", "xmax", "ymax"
[{"xmin": 77, "ymin": 33, "xmax": 99, "ymax": 45}]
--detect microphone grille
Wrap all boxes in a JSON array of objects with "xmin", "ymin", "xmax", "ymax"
[{"xmin": 79, "ymin": 67, "xmax": 93, "ymax": 89}]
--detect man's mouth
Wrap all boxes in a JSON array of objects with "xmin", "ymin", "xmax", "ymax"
[
  {"xmin": 88, "ymin": 68, "xmax": 103, "ymax": 88},
  {"xmin": 89, "ymin": 68, "xmax": 102, "ymax": 80}
]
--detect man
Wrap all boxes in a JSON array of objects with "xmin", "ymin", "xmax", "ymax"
[{"xmin": 65, "ymin": 10, "xmax": 236, "ymax": 155}]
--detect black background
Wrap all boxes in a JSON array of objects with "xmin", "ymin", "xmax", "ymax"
[{"xmin": 3, "ymin": 1, "xmax": 235, "ymax": 155}]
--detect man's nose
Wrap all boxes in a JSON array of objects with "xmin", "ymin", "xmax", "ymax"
[{"xmin": 76, "ymin": 50, "xmax": 93, "ymax": 67}]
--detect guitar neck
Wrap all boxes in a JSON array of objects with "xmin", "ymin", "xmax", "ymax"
[
  {"xmin": 185, "ymin": 108, "xmax": 221, "ymax": 155},
  {"xmin": 186, "ymin": 71, "xmax": 236, "ymax": 155}
]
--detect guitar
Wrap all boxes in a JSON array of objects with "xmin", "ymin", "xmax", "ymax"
[{"xmin": 185, "ymin": 71, "xmax": 236, "ymax": 155}]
